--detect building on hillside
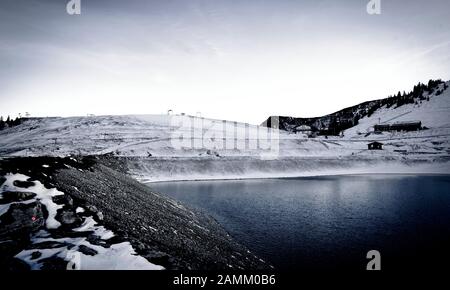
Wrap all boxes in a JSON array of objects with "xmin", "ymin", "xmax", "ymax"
[
  {"xmin": 295, "ymin": 125, "xmax": 312, "ymax": 135},
  {"xmin": 374, "ymin": 121, "xmax": 422, "ymax": 132},
  {"xmin": 373, "ymin": 124, "xmax": 390, "ymax": 132},
  {"xmin": 368, "ymin": 141, "xmax": 383, "ymax": 150},
  {"xmin": 390, "ymin": 121, "xmax": 422, "ymax": 131}
]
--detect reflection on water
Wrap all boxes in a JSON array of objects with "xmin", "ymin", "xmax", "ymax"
[{"xmin": 149, "ymin": 175, "xmax": 450, "ymax": 270}]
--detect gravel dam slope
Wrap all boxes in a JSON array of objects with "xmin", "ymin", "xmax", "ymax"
[{"xmin": 0, "ymin": 156, "xmax": 269, "ymax": 270}]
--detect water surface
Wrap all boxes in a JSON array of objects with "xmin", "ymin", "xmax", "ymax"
[{"xmin": 149, "ymin": 175, "xmax": 450, "ymax": 270}]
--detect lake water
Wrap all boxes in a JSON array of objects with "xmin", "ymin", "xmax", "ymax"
[{"xmin": 148, "ymin": 175, "xmax": 450, "ymax": 271}]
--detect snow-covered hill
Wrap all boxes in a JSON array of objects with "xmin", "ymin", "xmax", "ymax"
[
  {"xmin": 0, "ymin": 114, "xmax": 290, "ymax": 157},
  {"xmin": 344, "ymin": 81, "xmax": 450, "ymax": 138},
  {"xmin": 264, "ymin": 80, "xmax": 449, "ymax": 137},
  {"xmin": 0, "ymin": 81, "xmax": 449, "ymax": 181}
]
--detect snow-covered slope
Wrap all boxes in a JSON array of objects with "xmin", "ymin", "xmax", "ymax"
[
  {"xmin": 0, "ymin": 82, "xmax": 449, "ymax": 181},
  {"xmin": 0, "ymin": 114, "xmax": 290, "ymax": 157},
  {"xmin": 344, "ymin": 81, "xmax": 450, "ymax": 138}
]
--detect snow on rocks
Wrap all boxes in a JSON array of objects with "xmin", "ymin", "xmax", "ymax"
[
  {"xmin": 1, "ymin": 173, "xmax": 63, "ymax": 228},
  {"xmin": 0, "ymin": 173, "xmax": 164, "ymax": 270},
  {"xmin": 15, "ymin": 224, "xmax": 161, "ymax": 270}
]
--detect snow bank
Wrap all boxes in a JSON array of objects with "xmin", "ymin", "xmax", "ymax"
[
  {"xmin": 0, "ymin": 173, "xmax": 64, "ymax": 228},
  {"xmin": 15, "ymin": 231, "xmax": 161, "ymax": 270},
  {"xmin": 0, "ymin": 173, "xmax": 164, "ymax": 270}
]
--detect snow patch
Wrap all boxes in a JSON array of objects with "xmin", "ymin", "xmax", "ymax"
[
  {"xmin": 0, "ymin": 173, "xmax": 63, "ymax": 228},
  {"xmin": 1, "ymin": 173, "xmax": 164, "ymax": 270}
]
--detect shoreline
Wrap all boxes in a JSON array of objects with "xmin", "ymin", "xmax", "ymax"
[
  {"xmin": 144, "ymin": 171, "xmax": 450, "ymax": 184},
  {"xmin": 126, "ymin": 156, "xmax": 450, "ymax": 183}
]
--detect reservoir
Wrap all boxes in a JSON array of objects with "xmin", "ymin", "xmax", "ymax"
[{"xmin": 149, "ymin": 175, "xmax": 450, "ymax": 270}]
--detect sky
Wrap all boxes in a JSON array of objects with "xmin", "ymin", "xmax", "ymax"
[{"xmin": 0, "ymin": 0, "xmax": 449, "ymax": 124}]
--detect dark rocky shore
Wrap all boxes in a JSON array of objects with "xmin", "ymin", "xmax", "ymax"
[{"xmin": 0, "ymin": 156, "xmax": 269, "ymax": 270}]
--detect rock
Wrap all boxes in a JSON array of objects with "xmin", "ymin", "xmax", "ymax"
[
  {"xmin": 143, "ymin": 250, "xmax": 171, "ymax": 266},
  {"xmin": 86, "ymin": 205, "xmax": 98, "ymax": 214},
  {"xmin": 13, "ymin": 180, "xmax": 35, "ymax": 188},
  {"xmin": 52, "ymin": 195, "xmax": 73, "ymax": 206},
  {"xmin": 39, "ymin": 257, "xmax": 69, "ymax": 270},
  {"xmin": 78, "ymin": 245, "xmax": 97, "ymax": 256},
  {"xmin": 1, "ymin": 257, "xmax": 30, "ymax": 271},
  {"xmin": 52, "ymin": 195, "xmax": 64, "ymax": 204},
  {"xmin": 96, "ymin": 212, "xmax": 104, "ymax": 221},
  {"xmin": 0, "ymin": 239, "xmax": 30, "ymax": 270},
  {"xmin": 57, "ymin": 210, "xmax": 79, "ymax": 225},
  {"xmin": 85, "ymin": 235, "xmax": 103, "ymax": 246},
  {"xmin": 31, "ymin": 251, "xmax": 42, "ymax": 260},
  {"xmin": 0, "ymin": 191, "xmax": 36, "ymax": 204},
  {"xmin": 65, "ymin": 195, "xmax": 74, "ymax": 206},
  {"xmin": 0, "ymin": 202, "xmax": 44, "ymax": 239},
  {"xmin": 30, "ymin": 241, "xmax": 70, "ymax": 250},
  {"xmin": 134, "ymin": 241, "xmax": 147, "ymax": 252}
]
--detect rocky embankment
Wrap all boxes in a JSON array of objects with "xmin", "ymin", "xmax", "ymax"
[{"xmin": 0, "ymin": 156, "xmax": 269, "ymax": 270}]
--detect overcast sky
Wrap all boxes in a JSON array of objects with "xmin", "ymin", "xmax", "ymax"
[{"xmin": 1, "ymin": 0, "xmax": 449, "ymax": 124}]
